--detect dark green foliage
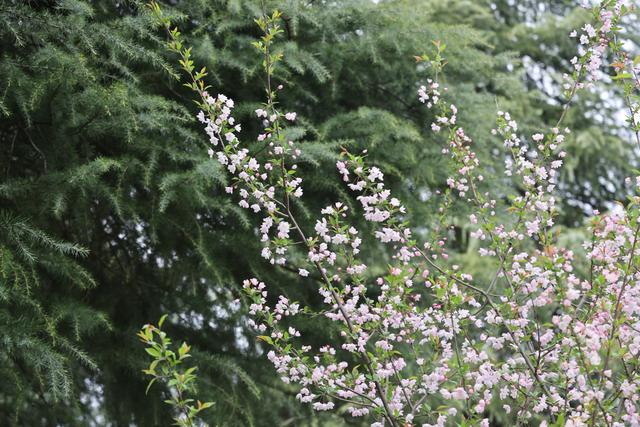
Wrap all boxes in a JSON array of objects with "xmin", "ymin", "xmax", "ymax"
[
  {"xmin": 0, "ymin": 211, "xmax": 106, "ymax": 424},
  {"xmin": 0, "ymin": 0, "xmax": 634, "ymax": 425}
]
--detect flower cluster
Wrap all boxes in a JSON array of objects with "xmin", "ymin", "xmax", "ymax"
[{"xmin": 568, "ymin": 2, "xmax": 624, "ymax": 84}]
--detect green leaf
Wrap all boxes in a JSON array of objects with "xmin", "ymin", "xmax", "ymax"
[
  {"xmin": 612, "ymin": 72, "xmax": 632, "ymax": 80},
  {"xmin": 257, "ymin": 335, "xmax": 273, "ymax": 345},
  {"xmin": 158, "ymin": 314, "xmax": 168, "ymax": 328},
  {"xmin": 145, "ymin": 347, "xmax": 162, "ymax": 358},
  {"xmin": 145, "ymin": 377, "xmax": 157, "ymax": 395}
]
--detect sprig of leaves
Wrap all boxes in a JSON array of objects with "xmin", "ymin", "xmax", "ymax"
[{"xmin": 138, "ymin": 315, "xmax": 213, "ymax": 427}]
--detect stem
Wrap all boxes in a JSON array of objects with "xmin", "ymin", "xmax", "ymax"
[
  {"xmin": 602, "ymin": 223, "xmax": 640, "ymax": 374},
  {"xmin": 257, "ymin": 9, "xmax": 399, "ymax": 426},
  {"xmin": 285, "ymin": 207, "xmax": 399, "ymax": 426}
]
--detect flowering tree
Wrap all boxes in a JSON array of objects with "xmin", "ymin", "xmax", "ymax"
[{"xmin": 148, "ymin": 1, "xmax": 640, "ymax": 425}]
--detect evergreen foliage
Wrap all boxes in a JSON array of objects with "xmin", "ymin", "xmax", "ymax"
[
  {"xmin": 0, "ymin": 211, "xmax": 105, "ymax": 424},
  {"xmin": 0, "ymin": 0, "xmax": 635, "ymax": 425}
]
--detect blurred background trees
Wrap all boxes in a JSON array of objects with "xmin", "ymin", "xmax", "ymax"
[{"xmin": 0, "ymin": 0, "xmax": 636, "ymax": 425}]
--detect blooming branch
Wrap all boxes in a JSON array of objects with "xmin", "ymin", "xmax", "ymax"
[{"xmin": 149, "ymin": 1, "xmax": 640, "ymax": 426}]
